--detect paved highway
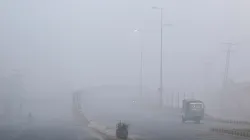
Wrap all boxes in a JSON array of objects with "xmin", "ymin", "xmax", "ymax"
[
  {"xmin": 0, "ymin": 103, "xmax": 248, "ymax": 140},
  {"xmin": 0, "ymin": 120, "xmax": 103, "ymax": 140},
  {"xmin": 83, "ymin": 103, "xmax": 250, "ymax": 140}
]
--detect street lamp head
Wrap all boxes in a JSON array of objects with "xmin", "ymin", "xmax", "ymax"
[
  {"xmin": 152, "ymin": 6, "xmax": 161, "ymax": 10},
  {"xmin": 134, "ymin": 29, "xmax": 140, "ymax": 32}
]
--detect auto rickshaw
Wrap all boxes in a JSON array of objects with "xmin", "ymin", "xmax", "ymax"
[
  {"xmin": 182, "ymin": 99, "xmax": 204, "ymax": 123},
  {"xmin": 116, "ymin": 121, "xmax": 128, "ymax": 140}
]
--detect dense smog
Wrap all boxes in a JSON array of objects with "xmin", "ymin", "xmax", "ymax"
[{"xmin": 0, "ymin": 0, "xmax": 249, "ymax": 140}]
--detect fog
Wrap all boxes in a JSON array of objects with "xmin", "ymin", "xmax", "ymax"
[{"xmin": 1, "ymin": 0, "xmax": 250, "ymax": 126}]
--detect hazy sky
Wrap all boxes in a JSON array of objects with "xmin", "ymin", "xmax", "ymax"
[{"xmin": 1, "ymin": 0, "xmax": 250, "ymax": 97}]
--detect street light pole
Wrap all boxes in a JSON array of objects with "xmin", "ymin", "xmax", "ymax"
[
  {"xmin": 152, "ymin": 7, "xmax": 163, "ymax": 107},
  {"xmin": 159, "ymin": 8, "xmax": 163, "ymax": 107},
  {"xmin": 140, "ymin": 38, "xmax": 143, "ymax": 99},
  {"xmin": 134, "ymin": 29, "xmax": 143, "ymax": 99},
  {"xmin": 223, "ymin": 43, "xmax": 234, "ymax": 89},
  {"xmin": 220, "ymin": 42, "xmax": 236, "ymax": 112}
]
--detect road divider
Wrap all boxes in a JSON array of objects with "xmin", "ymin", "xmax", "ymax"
[
  {"xmin": 72, "ymin": 93, "xmax": 143, "ymax": 139},
  {"xmin": 73, "ymin": 108, "xmax": 143, "ymax": 140},
  {"xmin": 211, "ymin": 128, "xmax": 250, "ymax": 137},
  {"xmin": 88, "ymin": 121, "xmax": 116, "ymax": 140},
  {"xmin": 205, "ymin": 114, "xmax": 250, "ymax": 125}
]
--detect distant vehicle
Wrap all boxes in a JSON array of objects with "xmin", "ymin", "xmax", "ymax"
[
  {"xmin": 116, "ymin": 121, "xmax": 128, "ymax": 140},
  {"xmin": 181, "ymin": 99, "xmax": 204, "ymax": 123}
]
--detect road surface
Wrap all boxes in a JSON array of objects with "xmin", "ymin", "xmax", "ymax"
[
  {"xmin": 0, "ymin": 120, "xmax": 101, "ymax": 140},
  {"xmin": 1, "ymin": 104, "xmax": 249, "ymax": 140},
  {"xmin": 83, "ymin": 103, "xmax": 250, "ymax": 140}
]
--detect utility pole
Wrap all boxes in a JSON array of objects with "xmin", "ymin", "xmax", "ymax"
[
  {"xmin": 221, "ymin": 43, "xmax": 236, "ymax": 111},
  {"xmin": 223, "ymin": 43, "xmax": 235, "ymax": 89}
]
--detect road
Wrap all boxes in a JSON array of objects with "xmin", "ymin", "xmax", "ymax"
[
  {"xmin": 0, "ymin": 120, "xmax": 102, "ymax": 140},
  {"xmin": 0, "ymin": 104, "xmax": 248, "ymax": 140},
  {"xmin": 83, "ymin": 103, "xmax": 250, "ymax": 140}
]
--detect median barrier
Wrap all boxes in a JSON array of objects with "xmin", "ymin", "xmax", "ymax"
[
  {"xmin": 205, "ymin": 113, "xmax": 250, "ymax": 125},
  {"xmin": 73, "ymin": 108, "xmax": 143, "ymax": 140},
  {"xmin": 211, "ymin": 127, "xmax": 250, "ymax": 137}
]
